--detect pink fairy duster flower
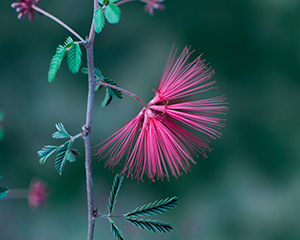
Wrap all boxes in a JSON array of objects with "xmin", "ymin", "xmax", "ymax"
[
  {"xmin": 95, "ymin": 46, "xmax": 227, "ymax": 181},
  {"xmin": 11, "ymin": 0, "xmax": 41, "ymax": 21},
  {"xmin": 140, "ymin": 0, "xmax": 165, "ymax": 16},
  {"xmin": 28, "ymin": 179, "xmax": 48, "ymax": 209}
]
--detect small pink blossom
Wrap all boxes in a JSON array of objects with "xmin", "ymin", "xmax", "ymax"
[
  {"xmin": 28, "ymin": 179, "xmax": 48, "ymax": 209},
  {"xmin": 95, "ymin": 46, "xmax": 227, "ymax": 181},
  {"xmin": 11, "ymin": 0, "xmax": 41, "ymax": 21},
  {"xmin": 140, "ymin": 0, "xmax": 165, "ymax": 16}
]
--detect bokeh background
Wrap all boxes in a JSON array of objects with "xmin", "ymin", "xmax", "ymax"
[{"xmin": 1, "ymin": 0, "xmax": 300, "ymax": 239}]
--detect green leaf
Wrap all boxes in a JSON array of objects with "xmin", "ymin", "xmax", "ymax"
[
  {"xmin": 125, "ymin": 218, "xmax": 172, "ymax": 233},
  {"xmin": 101, "ymin": 88, "xmax": 113, "ymax": 107},
  {"xmin": 94, "ymin": 8, "xmax": 105, "ymax": 33},
  {"xmin": 99, "ymin": 0, "xmax": 107, "ymax": 5},
  {"xmin": 81, "ymin": 67, "xmax": 104, "ymax": 80},
  {"xmin": 66, "ymin": 151, "xmax": 76, "ymax": 162},
  {"xmin": 52, "ymin": 123, "xmax": 70, "ymax": 139},
  {"xmin": 94, "ymin": 68, "xmax": 104, "ymax": 80},
  {"xmin": 48, "ymin": 37, "xmax": 74, "ymax": 82},
  {"xmin": 109, "ymin": 219, "xmax": 125, "ymax": 240},
  {"xmin": 63, "ymin": 36, "xmax": 74, "ymax": 49},
  {"xmin": 103, "ymin": 78, "xmax": 123, "ymax": 99},
  {"xmin": 0, "ymin": 186, "xmax": 9, "ymax": 200},
  {"xmin": 110, "ymin": 0, "xmax": 119, "ymax": 2},
  {"xmin": 55, "ymin": 141, "xmax": 72, "ymax": 175},
  {"xmin": 67, "ymin": 43, "xmax": 82, "ymax": 73},
  {"xmin": 38, "ymin": 145, "xmax": 59, "ymax": 164},
  {"xmin": 48, "ymin": 45, "xmax": 66, "ymax": 83},
  {"xmin": 104, "ymin": 3, "xmax": 121, "ymax": 24},
  {"xmin": 108, "ymin": 174, "xmax": 123, "ymax": 214},
  {"xmin": 126, "ymin": 196, "xmax": 178, "ymax": 217}
]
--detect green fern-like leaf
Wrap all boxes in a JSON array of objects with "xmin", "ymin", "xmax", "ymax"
[
  {"xmin": 48, "ymin": 45, "xmax": 66, "ymax": 82},
  {"xmin": 125, "ymin": 218, "xmax": 172, "ymax": 233},
  {"xmin": 48, "ymin": 37, "xmax": 74, "ymax": 82},
  {"xmin": 94, "ymin": 68, "xmax": 104, "ymax": 80},
  {"xmin": 55, "ymin": 141, "xmax": 72, "ymax": 175},
  {"xmin": 67, "ymin": 43, "xmax": 82, "ymax": 73},
  {"xmin": 109, "ymin": 219, "xmax": 125, "ymax": 240},
  {"xmin": 104, "ymin": 3, "xmax": 121, "ymax": 24},
  {"xmin": 108, "ymin": 174, "xmax": 123, "ymax": 214},
  {"xmin": 38, "ymin": 145, "xmax": 59, "ymax": 164},
  {"xmin": 0, "ymin": 186, "xmax": 9, "ymax": 200},
  {"xmin": 63, "ymin": 36, "xmax": 74, "ymax": 48},
  {"xmin": 125, "ymin": 197, "xmax": 178, "ymax": 218},
  {"xmin": 52, "ymin": 123, "xmax": 70, "ymax": 139},
  {"xmin": 103, "ymin": 78, "xmax": 123, "ymax": 99},
  {"xmin": 94, "ymin": 7, "xmax": 105, "ymax": 33},
  {"xmin": 81, "ymin": 67, "xmax": 104, "ymax": 80},
  {"xmin": 101, "ymin": 88, "xmax": 113, "ymax": 107}
]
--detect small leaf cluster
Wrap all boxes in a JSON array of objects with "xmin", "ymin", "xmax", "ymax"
[
  {"xmin": 48, "ymin": 37, "xmax": 82, "ymax": 82},
  {"xmin": 94, "ymin": 0, "xmax": 121, "ymax": 33},
  {"xmin": 38, "ymin": 123, "xmax": 80, "ymax": 175},
  {"xmin": 0, "ymin": 175, "xmax": 9, "ymax": 200},
  {"xmin": 81, "ymin": 67, "xmax": 123, "ymax": 107},
  {"xmin": 101, "ymin": 174, "xmax": 178, "ymax": 240}
]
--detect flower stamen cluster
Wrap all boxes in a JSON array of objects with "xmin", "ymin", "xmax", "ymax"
[
  {"xmin": 95, "ymin": 47, "xmax": 228, "ymax": 181},
  {"xmin": 11, "ymin": 0, "xmax": 41, "ymax": 21}
]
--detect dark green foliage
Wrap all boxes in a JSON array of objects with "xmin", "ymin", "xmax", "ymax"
[
  {"xmin": 55, "ymin": 141, "xmax": 73, "ymax": 175},
  {"xmin": 104, "ymin": 174, "xmax": 177, "ymax": 240},
  {"xmin": 104, "ymin": 3, "xmax": 121, "ymax": 24},
  {"xmin": 52, "ymin": 123, "xmax": 70, "ymax": 139},
  {"xmin": 100, "ymin": 78, "xmax": 123, "ymax": 107},
  {"xmin": 125, "ymin": 218, "xmax": 172, "ymax": 233},
  {"xmin": 81, "ymin": 67, "xmax": 104, "ymax": 82},
  {"xmin": 0, "ymin": 186, "xmax": 9, "ymax": 200},
  {"xmin": 101, "ymin": 88, "xmax": 113, "ymax": 107},
  {"xmin": 94, "ymin": 8, "xmax": 105, "ymax": 33},
  {"xmin": 108, "ymin": 174, "xmax": 123, "ymax": 214},
  {"xmin": 109, "ymin": 219, "xmax": 125, "ymax": 240},
  {"xmin": 67, "ymin": 43, "xmax": 82, "ymax": 73},
  {"xmin": 125, "ymin": 197, "xmax": 179, "ymax": 218},
  {"xmin": 38, "ymin": 145, "xmax": 59, "ymax": 164},
  {"xmin": 38, "ymin": 123, "xmax": 79, "ymax": 174}
]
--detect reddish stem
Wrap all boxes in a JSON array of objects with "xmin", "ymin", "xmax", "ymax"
[
  {"xmin": 97, "ymin": 81, "xmax": 148, "ymax": 108},
  {"xmin": 32, "ymin": 5, "xmax": 84, "ymax": 42}
]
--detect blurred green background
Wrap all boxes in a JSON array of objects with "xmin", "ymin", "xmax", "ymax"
[{"xmin": 1, "ymin": 0, "xmax": 300, "ymax": 239}]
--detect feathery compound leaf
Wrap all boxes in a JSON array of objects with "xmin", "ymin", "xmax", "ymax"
[
  {"xmin": 0, "ymin": 186, "xmax": 9, "ymax": 200},
  {"xmin": 94, "ymin": 8, "xmax": 105, "ymax": 33},
  {"xmin": 55, "ymin": 141, "xmax": 72, "ymax": 175},
  {"xmin": 48, "ymin": 45, "xmax": 66, "ymax": 82},
  {"xmin": 101, "ymin": 88, "xmax": 113, "ymax": 107},
  {"xmin": 81, "ymin": 67, "xmax": 104, "ymax": 80},
  {"xmin": 67, "ymin": 43, "xmax": 82, "ymax": 73},
  {"xmin": 38, "ymin": 145, "xmax": 59, "ymax": 164},
  {"xmin": 52, "ymin": 123, "xmax": 70, "ymax": 139},
  {"xmin": 125, "ymin": 218, "xmax": 172, "ymax": 233},
  {"xmin": 63, "ymin": 36, "xmax": 74, "ymax": 48},
  {"xmin": 103, "ymin": 78, "xmax": 123, "ymax": 99},
  {"xmin": 109, "ymin": 219, "xmax": 125, "ymax": 240},
  {"xmin": 108, "ymin": 174, "xmax": 123, "ymax": 214},
  {"xmin": 126, "ymin": 197, "xmax": 178, "ymax": 218},
  {"xmin": 94, "ymin": 68, "xmax": 104, "ymax": 80},
  {"xmin": 104, "ymin": 3, "xmax": 121, "ymax": 24}
]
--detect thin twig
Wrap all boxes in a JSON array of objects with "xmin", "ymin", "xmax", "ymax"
[
  {"xmin": 96, "ymin": 81, "xmax": 148, "ymax": 108},
  {"xmin": 32, "ymin": 5, "xmax": 85, "ymax": 42}
]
